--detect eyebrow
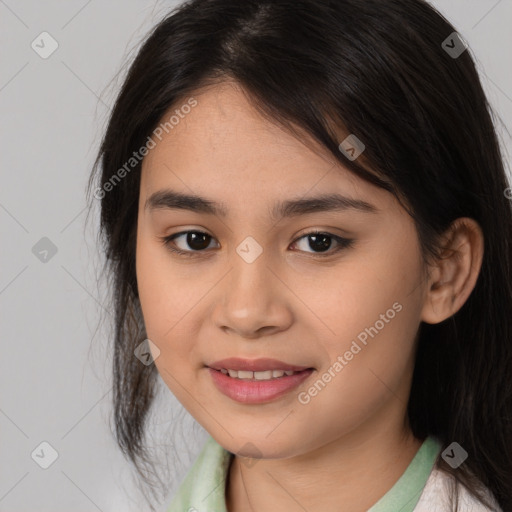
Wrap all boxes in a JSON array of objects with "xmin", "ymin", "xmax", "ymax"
[{"xmin": 145, "ymin": 189, "xmax": 379, "ymax": 220}]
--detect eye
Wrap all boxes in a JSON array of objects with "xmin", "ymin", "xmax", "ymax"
[
  {"xmin": 290, "ymin": 230, "xmax": 354, "ymax": 256},
  {"xmin": 159, "ymin": 230, "xmax": 218, "ymax": 257},
  {"xmin": 158, "ymin": 230, "xmax": 354, "ymax": 258}
]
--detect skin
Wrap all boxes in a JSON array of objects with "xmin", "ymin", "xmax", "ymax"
[{"xmin": 135, "ymin": 81, "xmax": 484, "ymax": 511}]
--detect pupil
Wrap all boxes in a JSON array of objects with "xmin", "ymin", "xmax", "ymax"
[{"xmin": 309, "ymin": 234, "xmax": 331, "ymax": 252}]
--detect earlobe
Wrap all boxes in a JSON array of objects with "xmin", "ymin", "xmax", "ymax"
[{"xmin": 420, "ymin": 217, "xmax": 484, "ymax": 325}]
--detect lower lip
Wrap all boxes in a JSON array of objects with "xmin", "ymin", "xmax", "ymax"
[{"xmin": 207, "ymin": 367, "xmax": 314, "ymax": 404}]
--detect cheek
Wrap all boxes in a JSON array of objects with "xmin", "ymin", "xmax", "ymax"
[
  {"xmin": 303, "ymin": 245, "xmax": 421, "ymax": 350},
  {"xmin": 135, "ymin": 231, "xmax": 207, "ymax": 378},
  {"xmin": 292, "ymin": 299, "xmax": 420, "ymax": 451},
  {"xmin": 304, "ymin": 239, "xmax": 423, "ymax": 401},
  {"xmin": 136, "ymin": 232, "xmax": 167, "ymax": 336},
  {"xmin": 136, "ymin": 231, "xmax": 187, "ymax": 352},
  {"xmin": 136, "ymin": 228, "xmax": 186, "ymax": 328}
]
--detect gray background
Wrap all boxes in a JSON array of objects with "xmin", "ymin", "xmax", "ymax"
[{"xmin": 1, "ymin": 1, "xmax": 511, "ymax": 511}]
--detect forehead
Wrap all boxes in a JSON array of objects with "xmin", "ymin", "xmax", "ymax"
[{"xmin": 140, "ymin": 82, "xmax": 391, "ymax": 213}]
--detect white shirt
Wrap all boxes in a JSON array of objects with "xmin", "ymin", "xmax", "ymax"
[{"xmin": 414, "ymin": 467, "xmax": 502, "ymax": 511}]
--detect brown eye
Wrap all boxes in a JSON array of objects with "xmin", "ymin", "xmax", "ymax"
[
  {"xmin": 160, "ymin": 230, "xmax": 218, "ymax": 257},
  {"xmin": 291, "ymin": 231, "xmax": 354, "ymax": 256}
]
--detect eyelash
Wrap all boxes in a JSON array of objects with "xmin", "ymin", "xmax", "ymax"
[{"xmin": 158, "ymin": 230, "xmax": 354, "ymax": 258}]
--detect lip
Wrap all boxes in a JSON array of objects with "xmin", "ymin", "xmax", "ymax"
[{"xmin": 207, "ymin": 357, "xmax": 312, "ymax": 372}]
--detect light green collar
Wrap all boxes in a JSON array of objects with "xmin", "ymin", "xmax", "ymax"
[
  {"xmin": 369, "ymin": 436, "xmax": 442, "ymax": 511},
  {"xmin": 166, "ymin": 435, "xmax": 441, "ymax": 511}
]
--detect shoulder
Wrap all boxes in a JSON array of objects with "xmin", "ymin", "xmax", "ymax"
[{"xmin": 414, "ymin": 467, "xmax": 502, "ymax": 512}]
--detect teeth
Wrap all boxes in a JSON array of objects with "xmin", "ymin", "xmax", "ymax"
[
  {"xmin": 220, "ymin": 368, "xmax": 301, "ymax": 380},
  {"xmin": 254, "ymin": 370, "xmax": 272, "ymax": 380}
]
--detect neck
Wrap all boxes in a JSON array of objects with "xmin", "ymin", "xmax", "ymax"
[{"xmin": 225, "ymin": 419, "xmax": 423, "ymax": 512}]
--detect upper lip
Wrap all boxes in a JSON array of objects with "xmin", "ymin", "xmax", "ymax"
[{"xmin": 207, "ymin": 357, "xmax": 313, "ymax": 372}]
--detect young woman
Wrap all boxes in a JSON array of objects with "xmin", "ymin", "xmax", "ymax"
[{"xmin": 87, "ymin": 0, "xmax": 512, "ymax": 510}]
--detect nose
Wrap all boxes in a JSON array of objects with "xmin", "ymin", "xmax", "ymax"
[{"xmin": 212, "ymin": 247, "xmax": 293, "ymax": 339}]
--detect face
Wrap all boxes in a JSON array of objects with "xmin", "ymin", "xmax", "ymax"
[{"xmin": 135, "ymin": 81, "xmax": 428, "ymax": 459}]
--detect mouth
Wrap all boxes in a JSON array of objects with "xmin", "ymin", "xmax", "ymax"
[{"xmin": 206, "ymin": 357, "xmax": 315, "ymax": 404}]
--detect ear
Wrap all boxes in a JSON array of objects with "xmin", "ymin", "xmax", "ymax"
[{"xmin": 420, "ymin": 217, "xmax": 484, "ymax": 325}]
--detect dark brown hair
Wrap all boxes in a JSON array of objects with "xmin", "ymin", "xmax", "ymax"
[{"xmin": 87, "ymin": 0, "xmax": 512, "ymax": 510}]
